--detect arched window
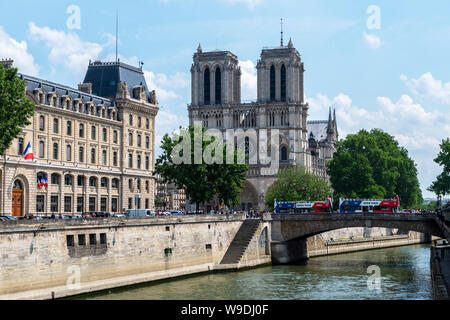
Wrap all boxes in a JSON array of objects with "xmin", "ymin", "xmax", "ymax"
[
  {"xmin": 66, "ymin": 145, "xmax": 72, "ymax": 161},
  {"xmin": 281, "ymin": 146, "xmax": 288, "ymax": 162},
  {"xmin": 281, "ymin": 64, "xmax": 287, "ymax": 102},
  {"xmin": 51, "ymin": 173, "xmax": 60, "ymax": 185},
  {"xmin": 89, "ymin": 177, "xmax": 97, "ymax": 187},
  {"xmin": 64, "ymin": 174, "xmax": 73, "ymax": 186},
  {"xmin": 270, "ymin": 65, "xmax": 276, "ymax": 102},
  {"xmin": 215, "ymin": 67, "xmax": 221, "ymax": 104},
  {"xmin": 112, "ymin": 178, "xmax": 119, "ymax": 189},
  {"xmin": 204, "ymin": 68, "xmax": 210, "ymax": 105},
  {"xmin": 101, "ymin": 177, "xmax": 108, "ymax": 188}
]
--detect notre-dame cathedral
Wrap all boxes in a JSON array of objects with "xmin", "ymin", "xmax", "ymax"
[{"xmin": 187, "ymin": 39, "xmax": 338, "ymax": 211}]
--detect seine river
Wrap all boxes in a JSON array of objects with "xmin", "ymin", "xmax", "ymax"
[{"xmin": 80, "ymin": 244, "xmax": 433, "ymax": 300}]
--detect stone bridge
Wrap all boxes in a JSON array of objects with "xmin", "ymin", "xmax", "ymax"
[{"xmin": 267, "ymin": 213, "xmax": 445, "ymax": 264}]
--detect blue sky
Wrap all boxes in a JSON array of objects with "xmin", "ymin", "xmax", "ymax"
[{"xmin": 1, "ymin": 0, "xmax": 450, "ymax": 199}]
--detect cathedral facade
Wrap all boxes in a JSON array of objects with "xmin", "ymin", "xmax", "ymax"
[{"xmin": 187, "ymin": 40, "xmax": 338, "ymax": 211}]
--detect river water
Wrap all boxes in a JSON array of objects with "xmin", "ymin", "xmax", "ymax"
[{"xmin": 81, "ymin": 244, "xmax": 433, "ymax": 300}]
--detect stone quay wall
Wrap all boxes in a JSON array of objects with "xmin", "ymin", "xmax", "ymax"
[{"xmin": 0, "ymin": 214, "xmax": 260, "ymax": 300}]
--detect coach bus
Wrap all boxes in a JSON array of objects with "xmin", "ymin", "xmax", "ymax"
[
  {"xmin": 274, "ymin": 199, "xmax": 333, "ymax": 214},
  {"xmin": 339, "ymin": 195, "xmax": 400, "ymax": 213}
]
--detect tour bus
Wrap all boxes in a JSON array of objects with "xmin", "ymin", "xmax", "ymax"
[
  {"xmin": 339, "ymin": 195, "xmax": 400, "ymax": 213},
  {"xmin": 274, "ymin": 199, "xmax": 333, "ymax": 214}
]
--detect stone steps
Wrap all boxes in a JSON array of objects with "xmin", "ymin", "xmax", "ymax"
[{"xmin": 220, "ymin": 219, "xmax": 260, "ymax": 265}]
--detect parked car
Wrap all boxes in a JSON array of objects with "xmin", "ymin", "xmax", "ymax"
[
  {"xmin": 170, "ymin": 210, "xmax": 183, "ymax": 216},
  {"xmin": 0, "ymin": 217, "xmax": 9, "ymax": 222}
]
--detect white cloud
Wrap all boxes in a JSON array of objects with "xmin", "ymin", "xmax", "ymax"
[
  {"xmin": 0, "ymin": 26, "xmax": 39, "ymax": 76},
  {"xmin": 363, "ymin": 32, "xmax": 382, "ymax": 49},
  {"xmin": 144, "ymin": 70, "xmax": 187, "ymax": 102},
  {"xmin": 239, "ymin": 60, "xmax": 257, "ymax": 101},
  {"xmin": 401, "ymin": 72, "xmax": 450, "ymax": 105},
  {"xmin": 225, "ymin": 0, "xmax": 262, "ymax": 10},
  {"xmin": 308, "ymin": 92, "xmax": 450, "ymax": 197},
  {"xmin": 28, "ymin": 22, "xmax": 102, "ymax": 75}
]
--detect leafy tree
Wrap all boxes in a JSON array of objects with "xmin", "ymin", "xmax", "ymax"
[
  {"xmin": 154, "ymin": 126, "xmax": 249, "ymax": 212},
  {"xmin": 0, "ymin": 64, "xmax": 35, "ymax": 156},
  {"xmin": 428, "ymin": 138, "xmax": 450, "ymax": 196},
  {"xmin": 154, "ymin": 195, "xmax": 164, "ymax": 209},
  {"xmin": 265, "ymin": 166, "xmax": 332, "ymax": 210},
  {"xmin": 327, "ymin": 129, "xmax": 423, "ymax": 208}
]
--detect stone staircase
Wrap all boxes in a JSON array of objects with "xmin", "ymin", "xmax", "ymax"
[{"xmin": 220, "ymin": 219, "xmax": 261, "ymax": 265}]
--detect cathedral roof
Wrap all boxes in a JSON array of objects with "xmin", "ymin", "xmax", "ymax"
[
  {"xmin": 83, "ymin": 60, "xmax": 150, "ymax": 100},
  {"xmin": 307, "ymin": 121, "xmax": 329, "ymax": 142}
]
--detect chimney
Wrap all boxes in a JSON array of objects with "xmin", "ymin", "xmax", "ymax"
[
  {"xmin": 0, "ymin": 59, "xmax": 14, "ymax": 69},
  {"xmin": 78, "ymin": 82, "xmax": 92, "ymax": 94}
]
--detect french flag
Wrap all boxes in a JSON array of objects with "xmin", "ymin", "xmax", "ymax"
[
  {"xmin": 43, "ymin": 176, "xmax": 48, "ymax": 188},
  {"xmin": 23, "ymin": 142, "xmax": 34, "ymax": 160}
]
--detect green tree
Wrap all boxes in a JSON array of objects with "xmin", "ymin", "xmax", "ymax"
[
  {"xmin": 154, "ymin": 126, "xmax": 249, "ymax": 212},
  {"xmin": 327, "ymin": 129, "xmax": 422, "ymax": 208},
  {"xmin": 0, "ymin": 64, "xmax": 35, "ymax": 156},
  {"xmin": 265, "ymin": 166, "xmax": 332, "ymax": 210},
  {"xmin": 154, "ymin": 195, "xmax": 164, "ymax": 209},
  {"xmin": 428, "ymin": 138, "xmax": 450, "ymax": 196}
]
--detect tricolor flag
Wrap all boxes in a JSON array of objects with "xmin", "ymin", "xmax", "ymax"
[
  {"xmin": 37, "ymin": 178, "xmax": 41, "ymax": 189},
  {"xmin": 23, "ymin": 142, "xmax": 34, "ymax": 160},
  {"xmin": 43, "ymin": 176, "xmax": 48, "ymax": 188}
]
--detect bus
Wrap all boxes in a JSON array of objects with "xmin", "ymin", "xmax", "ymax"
[
  {"xmin": 274, "ymin": 199, "xmax": 332, "ymax": 214},
  {"xmin": 339, "ymin": 195, "xmax": 400, "ymax": 213}
]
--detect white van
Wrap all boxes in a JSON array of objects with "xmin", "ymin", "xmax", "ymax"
[{"xmin": 124, "ymin": 209, "xmax": 155, "ymax": 217}]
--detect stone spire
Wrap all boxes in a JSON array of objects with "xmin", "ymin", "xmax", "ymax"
[
  {"xmin": 288, "ymin": 38, "xmax": 293, "ymax": 48},
  {"xmin": 197, "ymin": 43, "xmax": 202, "ymax": 53},
  {"xmin": 327, "ymin": 107, "xmax": 334, "ymax": 134}
]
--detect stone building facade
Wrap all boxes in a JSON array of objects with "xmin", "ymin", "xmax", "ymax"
[
  {"xmin": 155, "ymin": 175, "xmax": 186, "ymax": 211},
  {"xmin": 187, "ymin": 41, "xmax": 338, "ymax": 211},
  {"xmin": 0, "ymin": 59, "xmax": 158, "ymax": 216}
]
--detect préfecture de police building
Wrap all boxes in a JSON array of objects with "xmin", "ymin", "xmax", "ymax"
[{"xmin": 0, "ymin": 59, "xmax": 159, "ymax": 217}]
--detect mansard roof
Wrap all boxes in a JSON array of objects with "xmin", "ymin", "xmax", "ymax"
[
  {"xmin": 19, "ymin": 73, "xmax": 114, "ymax": 109},
  {"xmin": 83, "ymin": 60, "xmax": 150, "ymax": 100}
]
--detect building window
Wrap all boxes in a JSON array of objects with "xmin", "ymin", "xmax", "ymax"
[
  {"xmin": 67, "ymin": 121, "xmax": 72, "ymax": 136},
  {"xmin": 79, "ymin": 147, "xmax": 84, "ymax": 163},
  {"xmin": 113, "ymin": 130, "xmax": 118, "ymax": 144},
  {"xmin": 77, "ymin": 197, "xmax": 84, "ymax": 213},
  {"xmin": 53, "ymin": 118, "xmax": 59, "ymax": 134},
  {"xmin": 18, "ymin": 138, "xmax": 24, "ymax": 155},
  {"xmin": 129, "ymin": 114, "xmax": 133, "ymax": 126},
  {"xmin": 89, "ymin": 197, "xmax": 96, "ymax": 211},
  {"xmin": 101, "ymin": 197, "xmax": 107, "ymax": 211},
  {"xmin": 50, "ymin": 195, "xmax": 59, "ymax": 213},
  {"xmin": 137, "ymin": 179, "xmax": 141, "ymax": 191},
  {"xmin": 100, "ymin": 233, "xmax": 107, "ymax": 245},
  {"xmin": 145, "ymin": 198, "xmax": 149, "ymax": 209},
  {"xmin": 137, "ymin": 135, "xmax": 141, "ymax": 147},
  {"xmin": 64, "ymin": 174, "xmax": 73, "ymax": 186},
  {"xmin": 64, "ymin": 196, "xmax": 72, "ymax": 213},
  {"xmin": 102, "ymin": 128, "xmax": 107, "ymax": 142},
  {"xmin": 215, "ymin": 67, "xmax": 221, "ymax": 104},
  {"xmin": 79, "ymin": 123, "xmax": 84, "ymax": 138},
  {"xmin": 102, "ymin": 150, "xmax": 107, "ymax": 166},
  {"xmin": 91, "ymin": 126, "xmax": 96, "ymax": 140},
  {"xmin": 89, "ymin": 177, "xmax": 97, "ymax": 187},
  {"xmin": 128, "ymin": 198, "xmax": 132, "ymax": 209},
  {"xmin": 111, "ymin": 198, "xmax": 118, "ymax": 213},
  {"xmin": 113, "ymin": 152, "xmax": 118, "ymax": 166},
  {"xmin": 146, "ymin": 136, "xmax": 150, "ymax": 149},
  {"xmin": 66, "ymin": 145, "xmax": 72, "ymax": 161},
  {"xmin": 145, "ymin": 180, "xmax": 149, "ymax": 193},
  {"xmin": 204, "ymin": 68, "xmax": 210, "ymax": 105},
  {"xmin": 78, "ymin": 234, "xmax": 86, "ymax": 246},
  {"xmin": 137, "ymin": 155, "xmax": 141, "ymax": 169},
  {"xmin": 145, "ymin": 156, "xmax": 150, "ymax": 170},
  {"xmin": 128, "ymin": 179, "xmax": 133, "ymax": 190},
  {"xmin": 67, "ymin": 235, "xmax": 75, "ymax": 247},
  {"xmin": 146, "ymin": 118, "xmax": 149, "ymax": 129},
  {"xmin": 39, "ymin": 141, "xmax": 45, "ymax": 158},
  {"xmin": 138, "ymin": 116, "xmax": 142, "ymax": 128},
  {"xmin": 91, "ymin": 148, "xmax": 96, "ymax": 164},
  {"xmin": 128, "ymin": 153, "xmax": 133, "ymax": 168},
  {"xmin": 39, "ymin": 115, "xmax": 45, "ymax": 131},
  {"xmin": 36, "ymin": 195, "xmax": 45, "ymax": 213},
  {"xmin": 77, "ymin": 175, "xmax": 85, "ymax": 187},
  {"xmin": 51, "ymin": 173, "xmax": 60, "ymax": 185},
  {"xmin": 53, "ymin": 143, "xmax": 58, "ymax": 160},
  {"xmin": 270, "ymin": 65, "xmax": 276, "ymax": 102},
  {"xmin": 112, "ymin": 178, "xmax": 119, "ymax": 189},
  {"xmin": 129, "ymin": 133, "xmax": 133, "ymax": 146},
  {"xmin": 281, "ymin": 146, "xmax": 288, "ymax": 162},
  {"xmin": 101, "ymin": 177, "xmax": 108, "ymax": 188},
  {"xmin": 281, "ymin": 64, "xmax": 287, "ymax": 102}
]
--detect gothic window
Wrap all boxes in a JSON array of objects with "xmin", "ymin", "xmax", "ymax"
[
  {"xmin": 204, "ymin": 68, "xmax": 210, "ymax": 105},
  {"xmin": 281, "ymin": 146, "xmax": 288, "ymax": 162},
  {"xmin": 270, "ymin": 65, "xmax": 276, "ymax": 102},
  {"xmin": 281, "ymin": 64, "xmax": 287, "ymax": 102},
  {"xmin": 215, "ymin": 67, "xmax": 221, "ymax": 104}
]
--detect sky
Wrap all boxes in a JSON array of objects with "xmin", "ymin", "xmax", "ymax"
[{"xmin": 1, "ymin": 0, "xmax": 450, "ymax": 199}]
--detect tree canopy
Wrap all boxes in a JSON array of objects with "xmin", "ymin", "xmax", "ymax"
[
  {"xmin": 0, "ymin": 64, "xmax": 35, "ymax": 156},
  {"xmin": 428, "ymin": 138, "xmax": 450, "ymax": 196},
  {"xmin": 154, "ymin": 126, "xmax": 249, "ymax": 211},
  {"xmin": 265, "ymin": 166, "xmax": 332, "ymax": 210},
  {"xmin": 326, "ymin": 129, "xmax": 422, "ymax": 208}
]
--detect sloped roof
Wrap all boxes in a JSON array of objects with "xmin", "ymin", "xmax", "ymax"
[{"xmin": 307, "ymin": 120, "xmax": 328, "ymax": 142}]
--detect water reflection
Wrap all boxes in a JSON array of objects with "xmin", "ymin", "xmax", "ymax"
[{"xmin": 80, "ymin": 244, "xmax": 433, "ymax": 300}]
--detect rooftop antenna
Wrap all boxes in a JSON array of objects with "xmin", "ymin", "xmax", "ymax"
[
  {"xmin": 280, "ymin": 18, "xmax": 284, "ymax": 47},
  {"xmin": 115, "ymin": 10, "xmax": 119, "ymax": 62}
]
